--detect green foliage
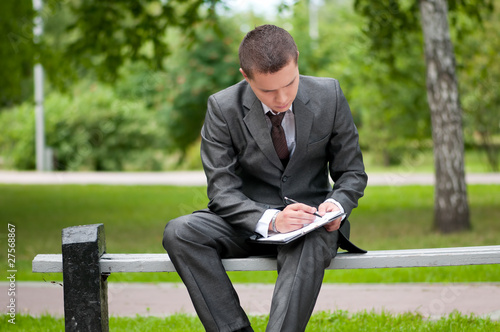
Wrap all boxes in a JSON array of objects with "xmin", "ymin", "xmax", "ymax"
[
  {"xmin": 283, "ymin": 1, "xmax": 430, "ymax": 165},
  {"xmin": 60, "ymin": 0, "xmax": 221, "ymax": 82},
  {"xmin": 0, "ymin": 83, "xmax": 164, "ymax": 170},
  {"xmin": 158, "ymin": 20, "xmax": 242, "ymax": 155},
  {"xmin": 112, "ymin": 19, "xmax": 243, "ymax": 158},
  {"xmin": 0, "ymin": 16, "xmax": 245, "ymax": 169},
  {"xmin": 457, "ymin": 1, "xmax": 500, "ymax": 171},
  {"xmin": 0, "ymin": 0, "xmax": 223, "ymax": 109},
  {"xmin": 349, "ymin": 34, "xmax": 430, "ymax": 166},
  {"xmin": 0, "ymin": 0, "xmax": 34, "ymax": 108},
  {"xmin": 353, "ymin": 0, "xmax": 493, "ymax": 63},
  {"xmin": 351, "ymin": 0, "xmax": 496, "ymax": 166},
  {"xmin": 353, "ymin": 0, "xmax": 420, "ymax": 63},
  {"xmin": 37, "ymin": 1, "xmax": 80, "ymax": 93},
  {"xmin": 0, "ymin": 102, "xmax": 37, "ymax": 169},
  {"xmin": 115, "ymin": 62, "xmax": 169, "ymax": 110}
]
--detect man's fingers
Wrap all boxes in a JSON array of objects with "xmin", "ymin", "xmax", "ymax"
[
  {"xmin": 285, "ymin": 202, "xmax": 317, "ymax": 215},
  {"xmin": 318, "ymin": 202, "xmax": 340, "ymax": 216},
  {"xmin": 276, "ymin": 205, "xmax": 319, "ymax": 233},
  {"xmin": 282, "ymin": 209, "xmax": 316, "ymax": 223},
  {"xmin": 324, "ymin": 217, "xmax": 342, "ymax": 232}
]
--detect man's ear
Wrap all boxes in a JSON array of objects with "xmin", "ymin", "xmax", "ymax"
[{"xmin": 239, "ymin": 68, "xmax": 250, "ymax": 82}]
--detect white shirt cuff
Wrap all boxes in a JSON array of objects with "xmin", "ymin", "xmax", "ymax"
[
  {"xmin": 255, "ymin": 209, "xmax": 280, "ymax": 238},
  {"xmin": 325, "ymin": 198, "xmax": 346, "ymax": 220}
]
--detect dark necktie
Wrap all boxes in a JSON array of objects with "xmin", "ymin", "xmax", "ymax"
[{"xmin": 267, "ymin": 111, "xmax": 289, "ymax": 166}]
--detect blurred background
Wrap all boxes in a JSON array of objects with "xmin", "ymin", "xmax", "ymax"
[
  {"xmin": 0, "ymin": 0, "xmax": 499, "ymax": 297},
  {"xmin": 0, "ymin": 0, "xmax": 498, "ymax": 173}
]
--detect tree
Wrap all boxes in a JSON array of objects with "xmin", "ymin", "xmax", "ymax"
[
  {"xmin": 354, "ymin": 0, "xmax": 493, "ymax": 232},
  {"xmin": 419, "ymin": 0, "xmax": 469, "ymax": 232}
]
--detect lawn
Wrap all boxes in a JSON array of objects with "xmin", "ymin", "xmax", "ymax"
[
  {"xmin": 2, "ymin": 311, "xmax": 499, "ymax": 331},
  {"xmin": 0, "ymin": 183, "xmax": 499, "ymax": 284}
]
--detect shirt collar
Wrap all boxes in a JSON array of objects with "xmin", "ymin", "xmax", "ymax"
[{"xmin": 261, "ymin": 102, "xmax": 293, "ymax": 116}]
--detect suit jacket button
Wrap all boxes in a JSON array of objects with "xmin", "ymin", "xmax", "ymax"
[{"xmin": 282, "ymin": 176, "xmax": 288, "ymax": 182}]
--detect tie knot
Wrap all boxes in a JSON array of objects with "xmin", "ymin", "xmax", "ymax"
[{"xmin": 267, "ymin": 112, "xmax": 286, "ymax": 127}]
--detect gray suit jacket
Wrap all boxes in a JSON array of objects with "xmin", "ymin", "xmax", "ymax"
[{"xmin": 200, "ymin": 75, "xmax": 367, "ymax": 252}]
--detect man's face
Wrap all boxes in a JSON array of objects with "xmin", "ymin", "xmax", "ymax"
[{"xmin": 240, "ymin": 60, "xmax": 299, "ymax": 113}]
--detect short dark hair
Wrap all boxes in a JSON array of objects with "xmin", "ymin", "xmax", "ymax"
[{"xmin": 239, "ymin": 25, "xmax": 298, "ymax": 80}]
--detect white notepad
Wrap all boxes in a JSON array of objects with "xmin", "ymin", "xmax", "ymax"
[{"xmin": 251, "ymin": 211, "xmax": 345, "ymax": 244}]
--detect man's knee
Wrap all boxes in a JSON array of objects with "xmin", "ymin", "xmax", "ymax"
[{"xmin": 163, "ymin": 216, "xmax": 191, "ymax": 252}]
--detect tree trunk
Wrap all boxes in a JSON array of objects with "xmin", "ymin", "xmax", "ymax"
[{"xmin": 419, "ymin": 0, "xmax": 470, "ymax": 233}]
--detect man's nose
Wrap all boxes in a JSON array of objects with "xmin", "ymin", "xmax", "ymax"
[{"xmin": 275, "ymin": 89, "xmax": 286, "ymax": 104}]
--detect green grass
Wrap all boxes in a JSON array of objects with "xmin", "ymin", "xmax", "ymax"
[
  {"xmin": 2, "ymin": 311, "xmax": 499, "ymax": 331},
  {"xmin": 0, "ymin": 184, "xmax": 499, "ymax": 283}
]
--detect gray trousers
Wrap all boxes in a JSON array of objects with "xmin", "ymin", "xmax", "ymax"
[{"xmin": 162, "ymin": 209, "xmax": 339, "ymax": 332}]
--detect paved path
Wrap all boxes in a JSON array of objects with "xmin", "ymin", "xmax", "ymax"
[
  {"xmin": 2, "ymin": 282, "xmax": 500, "ymax": 320},
  {"xmin": 0, "ymin": 171, "xmax": 499, "ymax": 186}
]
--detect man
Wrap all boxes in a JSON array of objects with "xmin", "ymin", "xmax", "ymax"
[{"xmin": 163, "ymin": 24, "xmax": 367, "ymax": 332}]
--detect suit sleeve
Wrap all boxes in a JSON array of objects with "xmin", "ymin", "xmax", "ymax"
[
  {"xmin": 326, "ymin": 81, "xmax": 368, "ymax": 217},
  {"xmin": 200, "ymin": 95, "xmax": 267, "ymax": 232}
]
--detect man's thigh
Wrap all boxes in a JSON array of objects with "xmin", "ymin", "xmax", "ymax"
[{"xmin": 164, "ymin": 209, "xmax": 277, "ymax": 258}]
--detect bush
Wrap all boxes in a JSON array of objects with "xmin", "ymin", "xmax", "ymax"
[
  {"xmin": 0, "ymin": 102, "xmax": 37, "ymax": 169},
  {"xmin": 0, "ymin": 82, "xmax": 166, "ymax": 171}
]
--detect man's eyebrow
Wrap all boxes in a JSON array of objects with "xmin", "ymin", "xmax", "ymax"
[{"xmin": 260, "ymin": 75, "xmax": 297, "ymax": 92}]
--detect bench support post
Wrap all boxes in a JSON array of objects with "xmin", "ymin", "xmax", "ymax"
[{"xmin": 62, "ymin": 224, "xmax": 109, "ymax": 332}]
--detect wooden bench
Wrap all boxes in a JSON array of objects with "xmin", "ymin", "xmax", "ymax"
[{"xmin": 32, "ymin": 223, "xmax": 500, "ymax": 332}]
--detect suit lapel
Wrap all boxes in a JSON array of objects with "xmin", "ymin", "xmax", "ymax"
[
  {"xmin": 242, "ymin": 88, "xmax": 285, "ymax": 170},
  {"xmin": 288, "ymin": 83, "xmax": 313, "ymax": 169}
]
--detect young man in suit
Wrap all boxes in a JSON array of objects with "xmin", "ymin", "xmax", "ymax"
[{"xmin": 163, "ymin": 24, "xmax": 367, "ymax": 332}]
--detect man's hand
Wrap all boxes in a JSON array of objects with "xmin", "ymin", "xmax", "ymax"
[
  {"xmin": 318, "ymin": 201, "xmax": 342, "ymax": 232},
  {"xmin": 270, "ymin": 203, "xmax": 317, "ymax": 233}
]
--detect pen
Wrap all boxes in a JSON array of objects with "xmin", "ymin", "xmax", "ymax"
[{"xmin": 284, "ymin": 197, "xmax": 322, "ymax": 218}]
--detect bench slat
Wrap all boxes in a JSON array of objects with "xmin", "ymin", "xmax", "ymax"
[
  {"xmin": 32, "ymin": 245, "xmax": 500, "ymax": 274},
  {"xmin": 32, "ymin": 254, "xmax": 64, "ymax": 273}
]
